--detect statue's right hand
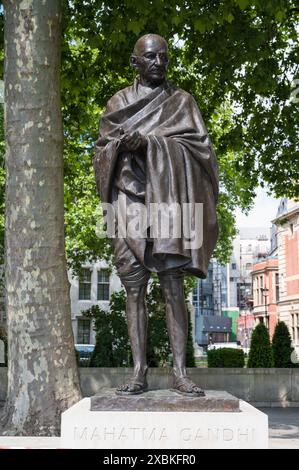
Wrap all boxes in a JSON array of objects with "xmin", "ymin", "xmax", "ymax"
[{"xmin": 119, "ymin": 131, "xmax": 147, "ymax": 153}]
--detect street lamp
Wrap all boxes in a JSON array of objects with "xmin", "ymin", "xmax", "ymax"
[{"xmin": 261, "ymin": 287, "xmax": 269, "ymax": 328}]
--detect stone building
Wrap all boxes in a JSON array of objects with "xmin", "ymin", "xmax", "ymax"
[{"xmin": 69, "ymin": 261, "xmax": 121, "ymax": 345}]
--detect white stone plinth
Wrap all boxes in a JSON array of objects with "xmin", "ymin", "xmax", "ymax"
[{"xmin": 61, "ymin": 396, "xmax": 268, "ymax": 449}]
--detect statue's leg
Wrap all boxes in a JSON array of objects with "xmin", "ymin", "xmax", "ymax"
[
  {"xmin": 125, "ymin": 283, "xmax": 148, "ymax": 378},
  {"xmin": 158, "ymin": 271, "xmax": 205, "ymax": 396},
  {"xmin": 158, "ymin": 271, "xmax": 188, "ymax": 377},
  {"xmin": 116, "ymin": 266, "xmax": 150, "ymax": 395}
]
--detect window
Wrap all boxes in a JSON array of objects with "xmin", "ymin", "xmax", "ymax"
[
  {"xmin": 79, "ymin": 269, "xmax": 91, "ymax": 300},
  {"xmin": 77, "ymin": 319, "xmax": 90, "ymax": 344},
  {"xmin": 290, "ymin": 312, "xmax": 299, "ymax": 344},
  {"xmin": 259, "ymin": 276, "xmax": 263, "ymax": 305},
  {"xmin": 0, "ymin": 302, "xmax": 5, "ymax": 322},
  {"xmin": 290, "ymin": 223, "xmax": 294, "ymax": 235},
  {"xmin": 97, "ymin": 270, "xmax": 110, "ymax": 301},
  {"xmin": 246, "ymin": 263, "xmax": 252, "ymax": 270},
  {"xmin": 202, "ymin": 294, "xmax": 212, "ymax": 308},
  {"xmin": 275, "ymin": 273, "xmax": 279, "ymax": 302},
  {"xmin": 231, "ymin": 263, "xmax": 237, "ymax": 270}
]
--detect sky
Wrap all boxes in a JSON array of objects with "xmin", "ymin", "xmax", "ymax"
[{"xmin": 235, "ymin": 187, "xmax": 280, "ymax": 230}]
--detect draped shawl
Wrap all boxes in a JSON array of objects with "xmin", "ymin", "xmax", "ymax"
[{"xmin": 93, "ymin": 79, "xmax": 219, "ymax": 278}]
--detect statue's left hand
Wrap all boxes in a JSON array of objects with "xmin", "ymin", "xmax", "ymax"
[{"xmin": 119, "ymin": 131, "xmax": 147, "ymax": 152}]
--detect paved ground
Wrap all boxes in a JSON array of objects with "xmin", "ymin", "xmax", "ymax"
[
  {"xmin": 259, "ymin": 407, "xmax": 299, "ymax": 449},
  {"xmin": 0, "ymin": 406, "xmax": 298, "ymax": 449}
]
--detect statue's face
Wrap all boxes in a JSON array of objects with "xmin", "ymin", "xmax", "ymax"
[{"xmin": 132, "ymin": 36, "xmax": 169, "ymax": 86}]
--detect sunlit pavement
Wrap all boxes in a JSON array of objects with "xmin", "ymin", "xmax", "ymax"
[{"xmin": 259, "ymin": 407, "xmax": 299, "ymax": 449}]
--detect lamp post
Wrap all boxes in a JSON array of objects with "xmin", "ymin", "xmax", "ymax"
[{"xmin": 261, "ymin": 287, "xmax": 269, "ymax": 328}]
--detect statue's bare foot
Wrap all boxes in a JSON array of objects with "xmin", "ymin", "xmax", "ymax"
[
  {"xmin": 115, "ymin": 376, "xmax": 148, "ymax": 396},
  {"xmin": 171, "ymin": 375, "xmax": 205, "ymax": 397}
]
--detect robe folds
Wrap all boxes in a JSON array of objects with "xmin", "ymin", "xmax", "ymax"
[{"xmin": 93, "ymin": 79, "xmax": 219, "ymax": 279}]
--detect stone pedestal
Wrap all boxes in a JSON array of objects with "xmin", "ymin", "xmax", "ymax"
[{"xmin": 61, "ymin": 389, "xmax": 268, "ymax": 449}]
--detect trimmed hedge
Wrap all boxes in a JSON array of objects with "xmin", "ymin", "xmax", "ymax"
[
  {"xmin": 272, "ymin": 321, "xmax": 295, "ymax": 367},
  {"xmin": 248, "ymin": 323, "xmax": 274, "ymax": 368},
  {"xmin": 207, "ymin": 348, "xmax": 245, "ymax": 368}
]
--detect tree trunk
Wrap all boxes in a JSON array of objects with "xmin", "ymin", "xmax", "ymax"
[{"xmin": 2, "ymin": 0, "xmax": 82, "ymax": 435}]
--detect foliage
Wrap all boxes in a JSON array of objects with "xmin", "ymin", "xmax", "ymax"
[
  {"xmin": 63, "ymin": 139, "xmax": 110, "ymax": 275},
  {"xmin": 84, "ymin": 274, "xmax": 195, "ymax": 367},
  {"xmin": 146, "ymin": 275, "xmax": 196, "ymax": 367},
  {"xmin": 87, "ymin": 290, "xmax": 132, "ymax": 367},
  {"xmin": 146, "ymin": 277, "xmax": 171, "ymax": 367},
  {"xmin": 247, "ymin": 323, "xmax": 274, "ymax": 368},
  {"xmin": 272, "ymin": 321, "xmax": 295, "ymax": 368},
  {"xmin": 60, "ymin": 0, "xmax": 299, "ymax": 270},
  {"xmin": 207, "ymin": 347, "xmax": 245, "ymax": 368},
  {"xmin": 0, "ymin": 1, "xmax": 298, "ymax": 269}
]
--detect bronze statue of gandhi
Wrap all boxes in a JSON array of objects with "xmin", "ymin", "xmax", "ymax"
[{"xmin": 93, "ymin": 34, "xmax": 218, "ymax": 396}]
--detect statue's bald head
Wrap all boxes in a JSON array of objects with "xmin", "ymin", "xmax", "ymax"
[
  {"xmin": 133, "ymin": 34, "xmax": 168, "ymax": 56},
  {"xmin": 131, "ymin": 34, "xmax": 169, "ymax": 87}
]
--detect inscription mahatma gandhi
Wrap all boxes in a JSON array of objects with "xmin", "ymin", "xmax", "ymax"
[{"xmin": 73, "ymin": 425, "xmax": 255, "ymax": 443}]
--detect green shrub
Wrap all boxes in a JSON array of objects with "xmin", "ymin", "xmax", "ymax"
[
  {"xmin": 272, "ymin": 321, "xmax": 295, "ymax": 367},
  {"xmin": 207, "ymin": 348, "xmax": 245, "ymax": 368},
  {"xmin": 85, "ymin": 275, "xmax": 196, "ymax": 368},
  {"xmin": 247, "ymin": 323, "xmax": 274, "ymax": 367},
  {"xmin": 88, "ymin": 290, "xmax": 132, "ymax": 367}
]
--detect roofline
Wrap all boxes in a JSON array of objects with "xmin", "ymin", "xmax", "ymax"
[{"xmin": 272, "ymin": 204, "xmax": 299, "ymax": 224}]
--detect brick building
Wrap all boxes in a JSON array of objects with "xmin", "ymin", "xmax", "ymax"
[
  {"xmin": 236, "ymin": 312, "xmax": 255, "ymax": 350},
  {"xmin": 251, "ymin": 257, "xmax": 279, "ymax": 340},
  {"xmin": 273, "ymin": 199, "xmax": 299, "ymax": 355}
]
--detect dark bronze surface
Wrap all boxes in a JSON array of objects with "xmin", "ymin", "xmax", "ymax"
[
  {"xmin": 90, "ymin": 389, "xmax": 240, "ymax": 412},
  {"xmin": 93, "ymin": 34, "xmax": 219, "ymax": 395}
]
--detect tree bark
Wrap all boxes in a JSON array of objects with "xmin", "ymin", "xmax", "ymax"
[{"xmin": 2, "ymin": 0, "xmax": 82, "ymax": 435}]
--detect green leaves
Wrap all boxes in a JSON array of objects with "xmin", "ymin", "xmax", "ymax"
[
  {"xmin": 60, "ymin": 0, "xmax": 298, "ymax": 267},
  {"xmin": 272, "ymin": 321, "xmax": 295, "ymax": 368},
  {"xmin": 127, "ymin": 20, "xmax": 143, "ymax": 35},
  {"xmin": 248, "ymin": 323, "xmax": 274, "ymax": 368},
  {"xmin": 225, "ymin": 13, "xmax": 235, "ymax": 24},
  {"xmin": 235, "ymin": 0, "xmax": 250, "ymax": 11},
  {"xmin": 85, "ymin": 278, "xmax": 195, "ymax": 368},
  {"xmin": 194, "ymin": 19, "xmax": 206, "ymax": 33},
  {"xmin": 1, "ymin": 0, "xmax": 298, "ymax": 270}
]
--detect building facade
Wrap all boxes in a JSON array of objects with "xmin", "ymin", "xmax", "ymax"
[
  {"xmin": 228, "ymin": 227, "xmax": 270, "ymax": 312},
  {"xmin": 236, "ymin": 312, "xmax": 255, "ymax": 350},
  {"xmin": 192, "ymin": 260, "xmax": 233, "ymax": 347},
  {"xmin": 69, "ymin": 261, "xmax": 122, "ymax": 345},
  {"xmin": 251, "ymin": 257, "xmax": 279, "ymax": 339},
  {"xmin": 273, "ymin": 199, "xmax": 299, "ymax": 355},
  {"xmin": 193, "ymin": 228, "xmax": 270, "ymax": 349}
]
